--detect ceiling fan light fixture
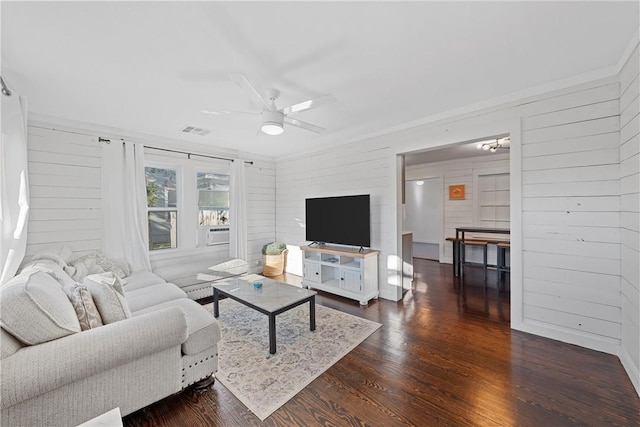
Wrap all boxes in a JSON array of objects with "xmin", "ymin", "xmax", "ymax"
[
  {"xmin": 262, "ymin": 123, "xmax": 284, "ymax": 135},
  {"xmin": 261, "ymin": 110, "xmax": 284, "ymax": 135}
]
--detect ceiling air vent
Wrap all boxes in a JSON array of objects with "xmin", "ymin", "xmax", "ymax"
[{"xmin": 180, "ymin": 126, "xmax": 211, "ymax": 136}]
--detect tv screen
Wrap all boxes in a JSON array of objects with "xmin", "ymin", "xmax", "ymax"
[{"xmin": 305, "ymin": 195, "xmax": 370, "ymax": 247}]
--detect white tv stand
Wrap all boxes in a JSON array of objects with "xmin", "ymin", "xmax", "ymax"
[{"xmin": 302, "ymin": 244, "xmax": 379, "ymax": 305}]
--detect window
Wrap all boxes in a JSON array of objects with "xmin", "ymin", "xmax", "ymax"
[
  {"xmin": 146, "ymin": 167, "xmax": 178, "ymax": 250},
  {"xmin": 197, "ymin": 172, "xmax": 230, "ymax": 227}
]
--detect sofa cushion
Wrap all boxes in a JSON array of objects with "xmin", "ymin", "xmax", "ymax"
[
  {"xmin": 134, "ymin": 298, "xmax": 220, "ymax": 355},
  {"xmin": 84, "ymin": 273, "xmax": 131, "ymax": 324},
  {"xmin": 152, "ymin": 256, "xmax": 247, "ymax": 289},
  {"xmin": 63, "ymin": 283, "xmax": 103, "ymax": 330},
  {"xmin": 1, "ymin": 329, "xmax": 24, "ymax": 359},
  {"xmin": 0, "ymin": 271, "xmax": 81, "ymax": 345},
  {"xmin": 122, "ymin": 270, "xmax": 166, "ymax": 291},
  {"xmin": 125, "ymin": 283, "xmax": 188, "ymax": 313}
]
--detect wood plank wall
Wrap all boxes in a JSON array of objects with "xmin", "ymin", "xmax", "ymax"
[
  {"xmin": 275, "ymin": 73, "xmax": 630, "ymax": 355},
  {"xmin": 276, "ymin": 144, "xmax": 396, "ymax": 299},
  {"xmin": 406, "ymin": 153, "xmax": 509, "ymax": 264},
  {"xmin": 519, "ymin": 81, "xmax": 622, "ymax": 349},
  {"xmin": 26, "ymin": 127, "xmax": 102, "ymax": 257},
  {"xmin": 619, "ymin": 44, "xmax": 640, "ymax": 393},
  {"xmin": 246, "ymin": 162, "xmax": 277, "ymax": 271},
  {"xmin": 24, "ymin": 126, "xmax": 276, "ymax": 272}
]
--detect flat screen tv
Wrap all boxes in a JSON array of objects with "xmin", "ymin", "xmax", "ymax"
[{"xmin": 305, "ymin": 194, "xmax": 370, "ymax": 247}]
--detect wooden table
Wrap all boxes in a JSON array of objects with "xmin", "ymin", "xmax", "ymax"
[{"xmin": 453, "ymin": 227, "xmax": 510, "ymax": 276}]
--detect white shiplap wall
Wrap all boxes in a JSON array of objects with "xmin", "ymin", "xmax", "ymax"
[
  {"xmin": 276, "ymin": 73, "xmax": 630, "ymax": 359},
  {"xmin": 246, "ymin": 162, "xmax": 277, "ymax": 271},
  {"xmin": 276, "ymin": 143, "xmax": 397, "ymax": 299},
  {"xmin": 406, "ymin": 153, "xmax": 510, "ymax": 264},
  {"xmin": 24, "ymin": 125, "xmax": 276, "ymax": 273},
  {"xmin": 619, "ymin": 44, "xmax": 640, "ymax": 394},
  {"xmin": 26, "ymin": 126, "xmax": 102, "ymax": 257},
  {"xmin": 519, "ymin": 82, "xmax": 622, "ymax": 352}
]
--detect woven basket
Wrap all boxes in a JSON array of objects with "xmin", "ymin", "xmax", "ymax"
[{"xmin": 262, "ymin": 249, "xmax": 288, "ymax": 277}]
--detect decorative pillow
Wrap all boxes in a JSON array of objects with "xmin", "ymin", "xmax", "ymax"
[
  {"xmin": 0, "ymin": 271, "xmax": 81, "ymax": 345},
  {"xmin": 28, "ymin": 250, "xmax": 77, "ymax": 278},
  {"xmin": 83, "ymin": 273, "xmax": 131, "ymax": 324},
  {"xmin": 70, "ymin": 251, "xmax": 126, "ymax": 280},
  {"xmin": 20, "ymin": 260, "xmax": 76, "ymax": 287},
  {"xmin": 70, "ymin": 257, "xmax": 105, "ymax": 281},
  {"xmin": 63, "ymin": 283, "xmax": 103, "ymax": 331}
]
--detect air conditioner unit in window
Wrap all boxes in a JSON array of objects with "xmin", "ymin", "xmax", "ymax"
[{"xmin": 207, "ymin": 227, "xmax": 230, "ymax": 246}]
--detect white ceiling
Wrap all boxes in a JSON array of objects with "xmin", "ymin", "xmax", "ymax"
[{"xmin": 2, "ymin": 1, "xmax": 638, "ymax": 160}]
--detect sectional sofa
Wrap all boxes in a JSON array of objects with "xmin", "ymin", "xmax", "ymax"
[{"xmin": 0, "ymin": 251, "xmax": 246, "ymax": 426}]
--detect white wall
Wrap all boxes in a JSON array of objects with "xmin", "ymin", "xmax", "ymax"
[
  {"xmin": 24, "ymin": 124, "xmax": 276, "ymax": 273},
  {"xmin": 276, "ymin": 71, "xmax": 630, "ymax": 361},
  {"xmin": 25, "ymin": 126, "xmax": 102, "ymax": 257},
  {"xmin": 404, "ymin": 178, "xmax": 441, "ymax": 243},
  {"xmin": 619, "ymin": 44, "xmax": 640, "ymax": 395},
  {"xmin": 406, "ymin": 153, "xmax": 510, "ymax": 264},
  {"xmin": 276, "ymin": 143, "xmax": 398, "ymax": 300}
]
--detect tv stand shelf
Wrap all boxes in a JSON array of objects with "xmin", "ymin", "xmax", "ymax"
[{"xmin": 302, "ymin": 245, "xmax": 379, "ymax": 305}]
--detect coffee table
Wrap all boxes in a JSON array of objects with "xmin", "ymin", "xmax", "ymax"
[{"xmin": 213, "ymin": 276, "xmax": 317, "ymax": 354}]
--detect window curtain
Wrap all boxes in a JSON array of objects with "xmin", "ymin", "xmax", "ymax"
[
  {"xmin": 0, "ymin": 94, "xmax": 29, "ymax": 285},
  {"xmin": 102, "ymin": 141, "xmax": 151, "ymax": 272},
  {"xmin": 229, "ymin": 159, "xmax": 247, "ymax": 260}
]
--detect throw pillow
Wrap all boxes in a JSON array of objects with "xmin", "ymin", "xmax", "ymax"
[
  {"xmin": 70, "ymin": 251, "xmax": 126, "ymax": 280},
  {"xmin": 63, "ymin": 283, "xmax": 104, "ymax": 331},
  {"xmin": 84, "ymin": 273, "xmax": 131, "ymax": 324},
  {"xmin": 0, "ymin": 271, "xmax": 81, "ymax": 345}
]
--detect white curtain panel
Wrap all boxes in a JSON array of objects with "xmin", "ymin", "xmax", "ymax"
[
  {"xmin": 102, "ymin": 141, "xmax": 151, "ymax": 272},
  {"xmin": 0, "ymin": 94, "xmax": 29, "ymax": 286},
  {"xmin": 229, "ymin": 160, "xmax": 247, "ymax": 260}
]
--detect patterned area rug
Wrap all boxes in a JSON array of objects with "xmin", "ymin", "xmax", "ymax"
[{"xmin": 205, "ymin": 299, "xmax": 381, "ymax": 421}]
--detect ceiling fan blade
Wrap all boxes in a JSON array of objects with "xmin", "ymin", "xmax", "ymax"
[
  {"xmin": 227, "ymin": 73, "xmax": 273, "ymax": 111},
  {"xmin": 201, "ymin": 109, "xmax": 230, "ymax": 115},
  {"xmin": 284, "ymin": 116, "xmax": 326, "ymax": 133},
  {"xmin": 281, "ymin": 94, "xmax": 337, "ymax": 116},
  {"xmin": 201, "ymin": 109, "xmax": 259, "ymax": 116}
]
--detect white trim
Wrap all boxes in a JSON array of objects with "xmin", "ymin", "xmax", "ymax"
[
  {"xmin": 508, "ymin": 119, "xmax": 524, "ymax": 332},
  {"xmin": 517, "ymin": 318, "xmax": 620, "ymax": 356},
  {"xmin": 615, "ymin": 29, "xmax": 640, "ymax": 75},
  {"xmin": 619, "ymin": 342, "xmax": 640, "ymax": 396}
]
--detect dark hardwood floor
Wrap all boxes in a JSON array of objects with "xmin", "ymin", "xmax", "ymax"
[{"xmin": 124, "ymin": 259, "xmax": 640, "ymax": 426}]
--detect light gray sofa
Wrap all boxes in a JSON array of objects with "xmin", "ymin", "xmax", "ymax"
[
  {"xmin": 0, "ymin": 256, "xmax": 226, "ymax": 427},
  {"xmin": 151, "ymin": 254, "xmax": 250, "ymax": 300}
]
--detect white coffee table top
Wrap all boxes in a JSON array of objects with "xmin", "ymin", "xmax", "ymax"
[{"xmin": 213, "ymin": 275, "xmax": 316, "ymax": 313}]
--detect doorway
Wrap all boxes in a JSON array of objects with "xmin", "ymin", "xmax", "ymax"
[{"xmin": 404, "ymin": 177, "xmax": 442, "ymax": 261}]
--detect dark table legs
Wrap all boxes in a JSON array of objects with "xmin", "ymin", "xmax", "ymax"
[
  {"xmin": 213, "ymin": 290, "xmax": 316, "ymax": 355},
  {"xmin": 269, "ymin": 314, "xmax": 276, "ymax": 354},
  {"xmin": 213, "ymin": 289, "xmax": 219, "ymax": 317},
  {"xmin": 310, "ymin": 296, "xmax": 316, "ymax": 332}
]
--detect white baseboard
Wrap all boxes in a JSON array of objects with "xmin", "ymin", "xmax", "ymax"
[
  {"xmin": 511, "ymin": 318, "xmax": 620, "ymax": 356},
  {"xmin": 619, "ymin": 344, "xmax": 640, "ymax": 397}
]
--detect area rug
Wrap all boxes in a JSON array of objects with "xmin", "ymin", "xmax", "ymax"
[{"xmin": 205, "ymin": 299, "xmax": 382, "ymax": 421}]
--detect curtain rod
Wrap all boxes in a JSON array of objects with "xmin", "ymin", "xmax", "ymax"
[
  {"xmin": 1, "ymin": 76, "xmax": 12, "ymax": 96},
  {"xmin": 97, "ymin": 137, "xmax": 254, "ymax": 165}
]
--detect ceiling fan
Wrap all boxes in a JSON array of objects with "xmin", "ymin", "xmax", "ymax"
[{"xmin": 202, "ymin": 74, "xmax": 336, "ymax": 135}]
